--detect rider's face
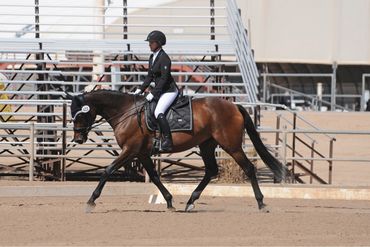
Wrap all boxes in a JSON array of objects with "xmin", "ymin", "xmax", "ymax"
[{"xmin": 149, "ymin": 41, "xmax": 160, "ymax": 52}]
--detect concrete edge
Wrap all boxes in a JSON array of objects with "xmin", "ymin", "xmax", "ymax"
[
  {"xmin": 0, "ymin": 183, "xmax": 370, "ymax": 200},
  {"xmin": 162, "ymin": 184, "xmax": 370, "ymax": 201}
]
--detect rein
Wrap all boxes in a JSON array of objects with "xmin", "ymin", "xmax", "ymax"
[
  {"xmin": 93, "ymin": 100, "xmax": 146, "ymax": 130},
  {"xmin": 73, "ymin": 95, "xmax": 147, "ymax": 133}
]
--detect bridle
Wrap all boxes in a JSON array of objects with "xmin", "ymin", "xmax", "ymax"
[{"xmin": 71, "ymin": 105, "xmax": 95, "ymax": 135}]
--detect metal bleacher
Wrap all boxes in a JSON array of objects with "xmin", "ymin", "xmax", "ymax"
[{"xmin": 0, "ymin": 0, "xmax": 262, "ymax": 181}]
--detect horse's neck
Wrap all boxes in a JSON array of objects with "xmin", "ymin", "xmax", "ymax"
[{"xmin": 87, "ymin": 92, "xmax": 133, "ymax": 127}]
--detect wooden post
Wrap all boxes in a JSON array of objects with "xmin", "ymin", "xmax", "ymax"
[
  {"xmin": 275, "ymin": 114, "xmax": 281, "ymax": 158},
  {"xmin": 281, "ymin": 125, "xmax": 287, "ymax": 175},
  {"xmin": 310, "ymin": 142, "xmax": 315, "ymax": 184},
  {"xmin": 328, "ymin": 139, "xmax": 334, "ymax": 184},
  {"xmin": 29, "ymin": 122, "xmax": 35, "ymax": 181}
]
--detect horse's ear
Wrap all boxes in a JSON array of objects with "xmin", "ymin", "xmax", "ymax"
[
  {"xmin": 61, "ymin": 91, "xmax": 74, "ymax": 100},
  {"xmin": 76, "ymin": 94, "xmax": 84, "ymax": 105}
]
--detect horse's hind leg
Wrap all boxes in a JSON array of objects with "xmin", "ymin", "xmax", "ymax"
[
  {"xmin": 185, "ymin": 139, "xmax": 218, "ymax": 212},
  {"xmin": 138, "ymin": 154, "xmax": 175, "ymax": 211},
  {"xmin": 227, "ymin": 148, "xmax": 267, "ymax": 212}
]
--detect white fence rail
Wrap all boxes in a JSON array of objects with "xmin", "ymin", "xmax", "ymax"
[{"xmin": 226, "ymin": 0, "xmax": 259, "ymax": 103}]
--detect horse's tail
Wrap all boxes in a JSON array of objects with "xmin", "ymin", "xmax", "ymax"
[{"xmin": 236, "ymin": 104, "xmax": 285, "ymax": 182}]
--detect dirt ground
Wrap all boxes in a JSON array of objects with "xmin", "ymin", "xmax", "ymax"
[{"xmin": 1, "ymin": 195, "xmax": 370, "ymax": 246}]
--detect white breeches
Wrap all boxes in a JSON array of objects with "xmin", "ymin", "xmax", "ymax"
[{"xmin": 154, "ymin": 90, "xmax": 178, "ymax": 118}]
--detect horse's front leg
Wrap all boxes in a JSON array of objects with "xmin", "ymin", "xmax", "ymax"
[
  {"xmin": 138, "ymin": 154, "xmax": 175, "ymax": 211},
  {"xmin": 86, "ymin": 150, "xmax": 133, "ymax": 213}
]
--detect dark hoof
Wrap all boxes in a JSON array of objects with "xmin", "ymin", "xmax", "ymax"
[
  {"xmin": 185, "ymin": 203, "xmax": 195, "ymax": 212},
  {"xmin": 85, "ymin": 202, "xmax": 96, "ymax": 213}
]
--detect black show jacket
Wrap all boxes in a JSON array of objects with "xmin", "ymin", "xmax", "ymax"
[{"xmin": 140, "ymin": 49, "xmax": 178, "ymax": 100}]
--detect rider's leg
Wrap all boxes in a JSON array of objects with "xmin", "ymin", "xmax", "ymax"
[
  {"xmin": 156, "ymin": 113, "xmax": 172, "ymax": 151},
  {"xmin": 154, "ymin": 91, "xmax": 178, "ymax": 151}
]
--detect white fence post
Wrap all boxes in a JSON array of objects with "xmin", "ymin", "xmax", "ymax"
[{"xmin": 111, "ymin": 65, "xmax": 121, "ymax": 91}]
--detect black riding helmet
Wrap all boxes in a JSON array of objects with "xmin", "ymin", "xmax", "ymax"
[{"xmin": 145, "ymin": 30, "xmax": 166, "ymax": 46}]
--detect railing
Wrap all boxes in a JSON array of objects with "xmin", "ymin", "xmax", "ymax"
[
  {"xmin": 3, "ymin": 98, "xmax": 370, "ymax": 186},
  {"xmin": 261, "ymin": 71, "xmax": 367, "ymax": 111},
  {"xmin": 0, "ymin": 114, "xmax": 257, "ymax": 182},
  {"xmin": 0, "ymin": 1, "xmax": 229, "ymax": 39},
  {"xmin": 272, "ymin": 111, "xmax": 335, "ymax": 184},
  {"xmin": 268, "ymin": 83, "xmax": 353, "ymax": 112},
  {"xmin": 4, "ymin": 101, "xmax": 369, "ymax": 186},
  {"xmin": 226, "ymin": 0, "xmax": 259, "ymax": 103},
  {"xmin": 3, "ymin": 112, "xmax": 370, "ymax": 184}
]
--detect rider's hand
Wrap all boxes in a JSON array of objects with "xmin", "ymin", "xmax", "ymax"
[
  {"xmin": 146, "ymin": 93, "xmax": 154, "ymax": 102},
  {"xmin": 133, "ymin": 89, "xmax": 142, "ymax": 95}
]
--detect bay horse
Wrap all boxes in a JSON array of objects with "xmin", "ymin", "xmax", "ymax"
[{"xmin": 66, "ymin": 90, "xmax": 284, "ymax": 213}]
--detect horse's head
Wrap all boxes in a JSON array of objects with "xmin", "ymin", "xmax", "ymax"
[{"xmin": 67, "ymin": 92, "xmax": 97, "ymax": 144}]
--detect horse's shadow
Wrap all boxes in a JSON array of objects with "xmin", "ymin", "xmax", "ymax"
[
  {"xmin": 90, "ymin": 208, "xmax": 225, "ymax": 214},
  {"xmin": 90, "ymin": 209, "xmax": 166, "ymax": 214}
]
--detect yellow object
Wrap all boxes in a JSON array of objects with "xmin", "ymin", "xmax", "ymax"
[{"xmin": 0, "ymin": 81, "xmax": 12, "ymax": 122}]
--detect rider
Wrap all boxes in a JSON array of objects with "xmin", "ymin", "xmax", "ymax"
[{"xmin": 133, "ymin": 30, "xmax": 179, "ymax": 152}]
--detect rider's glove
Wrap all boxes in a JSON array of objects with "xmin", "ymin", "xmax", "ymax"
[
  {"xmin": 133, "ymin": 89, "xmax": 142, "ymax": 95},
  {"xmin": 146, "ymin": 93, "xmax": 154, "ymax": 102}
]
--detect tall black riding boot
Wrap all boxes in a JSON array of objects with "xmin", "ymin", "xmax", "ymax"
[{"xmin": 157, "ymin": 113, "xmax": 173, "ymax": 152}]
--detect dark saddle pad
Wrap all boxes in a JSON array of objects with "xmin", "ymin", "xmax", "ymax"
[{"xmin": 145, "ymin": 95, "xmax": 193, "ymax": 132}]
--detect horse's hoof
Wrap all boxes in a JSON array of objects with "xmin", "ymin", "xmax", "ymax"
[
  {"xmin": 85, "ymin": 202, "xmax": 96, "ymax": 213},
  {"xmin": 259, "ymin": 204, "xmax": 270, "ymax": 213},
  {"xmin": 185, "ymin": 203, "xmax": 195, "ymax": 212},
  {"xmin": 167, "ymin": 206, "xmax": 176, "ymax": 212}
]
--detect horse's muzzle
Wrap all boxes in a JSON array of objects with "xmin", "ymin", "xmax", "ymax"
[
  {"xmin": 74, "ymin": 138, "xmax": 84, "ymax": 144},
  {"xmin": 73, "ymin": 135, "xmax": 87, "ymax": 144}
]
